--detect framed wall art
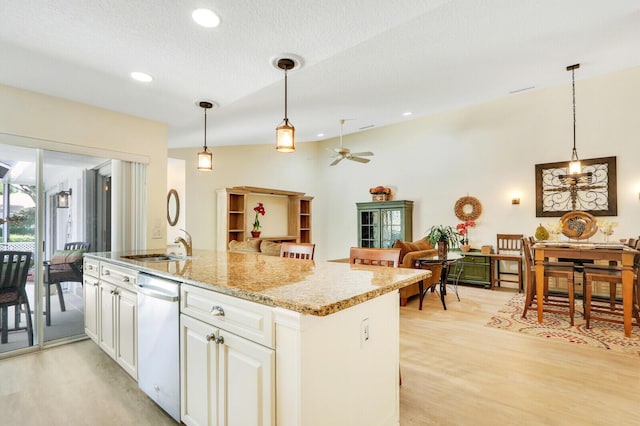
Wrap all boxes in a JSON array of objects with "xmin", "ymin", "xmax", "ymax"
[{"xmin": 535, "ymin": 156, "xmax": 617, "ymax": 217}]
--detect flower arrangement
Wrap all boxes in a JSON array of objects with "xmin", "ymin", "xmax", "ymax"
[
  {"xmin": 456, "ymin": 220, "xmax": 476, "ymax": 245},
  {"xmin": 369, "ymin": 186, "xmax": 391, "ymax": 195},
  {"xmin": 252, "ymin": 202, "xmax": 266, "ymax": 232},
  {"xmin": 546, "ymin": 220, "xmax": 562, "ymax": 240}
]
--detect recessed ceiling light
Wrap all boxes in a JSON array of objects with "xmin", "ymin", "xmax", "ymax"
[
  {"xmin": 130, "ymin": 72, "xmax": 153, "ymax": 83},
  {"xmin": 317, "ymin": 133, "xmax": 324, "ymax": 138},
  {"xmin": 402, "ymin": 111, "xmax": 412, "ymax": 116},
  {"xmin": 192, "ymin": 8, "xmax": 221, "ymax": 28}
]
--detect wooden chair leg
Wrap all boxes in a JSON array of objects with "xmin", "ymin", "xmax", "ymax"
[
  {"xmin": 24, "ymin": 299, "xmax": 34, "ymax": 346},
  {"xmin": 568, "ymin": 274, "xmax": 575, "ymax": 326},
  {"xmin": 585, "ymin": 277, "xmax": 592, "ymax": 329}
]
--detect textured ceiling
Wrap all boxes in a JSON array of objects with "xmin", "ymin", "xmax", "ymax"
[{"xmin": 1, "ymin": 0, "xmax": 639, "ymax": 149}]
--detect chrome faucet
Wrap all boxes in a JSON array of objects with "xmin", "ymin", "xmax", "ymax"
[{"xmin": 174, "ymin": 228, "xmax": 193, "ymax": 257}]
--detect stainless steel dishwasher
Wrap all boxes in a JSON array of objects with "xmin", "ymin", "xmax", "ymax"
[{"xmin": 136, "ymin": 273, "xmax": 180, "ymax": 422}]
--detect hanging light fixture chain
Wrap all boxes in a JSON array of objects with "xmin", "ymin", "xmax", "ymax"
[
  {"xmin": 284, "ymin": 68, "xmax": 288, "ymax": 122},
  {"xmin": 204, "ymin": 106, "xmax": 208, "ymax": 150}
]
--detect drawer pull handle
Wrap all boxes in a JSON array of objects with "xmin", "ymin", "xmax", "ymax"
[
  {"xmin": 122, "ymin": 276, "xmax": 130, "ymax": 283},
  {"xmin": 103, "ymin": 270, "xmax": 111, "ymax": 276},
  {"xmin": 205, "ymin": 331, "xmax": 224, "ymax": 344},
  {"xmin": 211, "ymin": 306, "xmax": 225, "ymax": 317}
]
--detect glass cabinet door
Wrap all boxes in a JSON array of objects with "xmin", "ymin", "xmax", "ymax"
[
  {"xmin": 359, "ymin": 210, "xmax": 379, "ymax": 247},
  {"xmin": 380, "ymin": 208, "xmax": 403, "ymax": 248}
]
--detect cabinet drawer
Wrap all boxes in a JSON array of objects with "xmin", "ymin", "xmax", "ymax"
[
  {"xmin": 100, "ymin": 261, "xmax": 137, "ymax": 291},
  {"xmin": 84, "ymin": 257, "xmax": 100, "ymax": 278},
  {"xmin": 462, "ymin": 254, "xmax": 489, "ymax": 265},
  {"xmin": 181, "ymin": 284, "xmax": 274, "ymax": 349}
]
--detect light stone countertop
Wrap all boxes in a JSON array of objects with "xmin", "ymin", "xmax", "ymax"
[{"xmin": 86, "ymin": 250, "xmax": 431, "ymax": 316}]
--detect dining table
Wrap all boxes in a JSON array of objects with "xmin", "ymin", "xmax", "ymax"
[{"xmin": 533, "ymin": 241, "xmax": 638, "ymax": 337}]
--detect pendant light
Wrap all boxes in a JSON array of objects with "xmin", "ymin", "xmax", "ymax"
[
  {"xmin": 560, "ymin": 64, "xmax": 591, "ymax": 185},
  {"xmin": 275, "ymin": 58, "xmax": 295, "ymax": 153},
  {"xmin": 197, "ymin": 101, "xmax": 213, "ymax": 171}
]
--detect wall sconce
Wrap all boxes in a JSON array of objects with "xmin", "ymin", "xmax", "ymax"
[
  {"xmin": 511, "ymin": 192, "xmax": 521, "ymax": 205},
  {"xmin": 57, "ymin": 189, "xmax": 72, "ymax": 208}
]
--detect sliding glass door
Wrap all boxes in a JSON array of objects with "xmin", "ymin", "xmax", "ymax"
[{"xmin": 1, "ymin": 141, "xmax": 111, "ymax": 354}]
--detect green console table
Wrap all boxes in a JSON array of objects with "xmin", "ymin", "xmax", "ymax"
[{"xmin": 448, "ymin": 250, "xmax": 491, "ymax": 288}]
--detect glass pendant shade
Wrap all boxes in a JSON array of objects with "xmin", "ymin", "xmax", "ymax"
[
  {"xmin": 276, "ymin": 119, "xmax": 295, "ymax": 152},
  {"xmin": 197, "ymin": 148, "xmax": 213, "ymax": 171}
]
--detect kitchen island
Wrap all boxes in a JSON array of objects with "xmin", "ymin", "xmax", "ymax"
[{"xmin": 84, "ymin": 250, "xmax": 430, "ymax": 426}]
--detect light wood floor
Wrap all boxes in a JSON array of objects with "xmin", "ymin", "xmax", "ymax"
[
  {"xmin": 399, "ymin": 286, "xmax": 640, "ymax": 425},
  {"xmin": 1, "ymin": 286, "xmax": 638, "ymax": 425}
]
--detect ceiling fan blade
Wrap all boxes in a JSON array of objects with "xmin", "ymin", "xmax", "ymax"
[
  {"xmin": 349, "ymin": 152, "xmax": 374, "ymax": 157},
  {"xmin": 348, "ymin": 156, "xmax": 370, "ymax": 164},
  {"xmin": 329, "ymin": 157, "xmax": 343, "ymax": 166}
]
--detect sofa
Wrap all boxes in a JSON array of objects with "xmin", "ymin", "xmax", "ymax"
[
  {"xmin": 228, "ymin": 239, "xmax": 283, "ymax": 256},
  {"xmin": 392, "ymin": 237, "xmax": 441, "ymax": 306}
]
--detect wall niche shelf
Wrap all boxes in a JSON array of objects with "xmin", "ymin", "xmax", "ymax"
[{"xmin": 217, "ymin": 186, "xmax": 313, "ymax": 251}]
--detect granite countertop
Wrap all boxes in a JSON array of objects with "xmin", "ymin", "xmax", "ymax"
[{"xmin": 86, "ymin": 250, "xmax": 431, "ymax": 316}]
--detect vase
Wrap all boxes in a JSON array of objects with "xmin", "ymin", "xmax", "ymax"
[
  {"xmin": 251, "ymin": 231, "xmax": 261, "ymax": 238},
  {"xmin": 461, "ymin": 244, "xmax": 471, "ymax": 253},
  {"xmin": 437, "ymin": 241, "xmax": 448, "ymax": 259}
]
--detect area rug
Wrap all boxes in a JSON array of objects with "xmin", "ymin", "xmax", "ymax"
[{"xmin": 486, "ymin": 293, "xmax": 640, "ymax": 357}]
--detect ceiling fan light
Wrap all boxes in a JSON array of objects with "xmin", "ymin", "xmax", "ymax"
[
  {"xmin": 197, "ymin": 148, "xmax": 213, "ymax": 171},
  {"xmin": 276, "ymin": 121, "xmax": 295, "ymax": 153}
]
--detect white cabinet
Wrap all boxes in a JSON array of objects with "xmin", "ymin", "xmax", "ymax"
[
  {"xmin": 180, "ymin": 285, "xmax": 275, "ymax": 426},
  {"xmin": 83, "ymin": 274, "xmax": 100, "ymax": 342},
  {"xmin": 83, "ymin": 259, "xmax": 138, "ymax": 380}
]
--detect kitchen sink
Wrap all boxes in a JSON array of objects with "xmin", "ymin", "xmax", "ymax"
[{"xmin": 121, "ymin": 253, "xmax": 189, "ymax": 262}]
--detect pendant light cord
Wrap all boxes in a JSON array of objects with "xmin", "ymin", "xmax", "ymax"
[
  {"xmin": 203, "ymin": 107, "xmax": 208, "ymax": 151},
  {"xmin": 572, "ymin": 67, "xmax": 577, "ymax": 158},
  {"xmin": 284, "ymin": 68, "xmax": 289, "ymax": 123}
]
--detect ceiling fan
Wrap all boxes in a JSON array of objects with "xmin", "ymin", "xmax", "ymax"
[{"xmin": 327, "ymin": 119, "xmax": 374, "ymax": 166}]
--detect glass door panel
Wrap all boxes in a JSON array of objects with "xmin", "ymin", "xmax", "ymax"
[
  {"xmin": 1, "ymin": 144, "xmax": 37, "ymax": 354},
  {"xmin": 42, "ymin": 150, "xmax": 109, "ymax": 344}
]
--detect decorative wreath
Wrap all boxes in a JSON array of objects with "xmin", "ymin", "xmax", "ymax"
[{"xmin": 454, "ymin": 196, "xmax": 483, "ymax": 221}]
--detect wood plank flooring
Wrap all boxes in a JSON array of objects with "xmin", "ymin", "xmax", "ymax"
[
  {"xmin": 400, "ymin": 286, "xmax": 640, "ymax": 425},
  {"xmin": 1, "ymin": 286, "xmax": 638, "ymax": 425}
]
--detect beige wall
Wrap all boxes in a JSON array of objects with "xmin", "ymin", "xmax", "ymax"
[
  {"xmin": 171, "ymin": 66, "xmax": 640, "ymax": 261},
  {"xmin": 0, "ymin": 83, "xmax": 168, "ymax": 250}
]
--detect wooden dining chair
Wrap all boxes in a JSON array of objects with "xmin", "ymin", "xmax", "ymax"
[
  {"xmin": 348, "ymin": 247, "xmax": 403, "ymax": 385},
  {"xmin": 280, "ymin": 242, "xmax": 316, "ymax": 260},
  {"xmin": 492, "ymin": 234, "xmax": 524, "ymax": 291},
  {"xmin": 0, "ymin": 251, "xmax": 34, "ymax": 346},
  {"xmin": 521, "ymin": 237, "xmax": 577, "ymax": 325},
  {"xmin": 349, "ymin": 247, "xmax": 401, "ymax": 267},
  {"xmin": 583, "ymin": 240, "xmax": 640, "ymax": 329}
]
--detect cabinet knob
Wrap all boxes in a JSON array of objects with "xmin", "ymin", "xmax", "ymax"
[
  {"xmin": 205, "ymin": 331, "xmax": 224, "ymax": 344},
  {"xmin": 211, "ymin": 306, "xmax": 225, "ymax": 317}
]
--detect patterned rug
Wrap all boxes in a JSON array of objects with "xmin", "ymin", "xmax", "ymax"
[{"xmin": 486, "ymin": 293, "xmax": 640, "ymax": 357}]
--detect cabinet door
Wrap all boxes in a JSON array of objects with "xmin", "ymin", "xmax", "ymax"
[
  {"xmin": 181, "ymin": 314, "xmax": 219, "ymax": 426},
  {"xmin": 359, "ymin": 209, "xmax": 380, "ymax": 248},
  {"xmin": 116, "ymin": 288, "xmax": 137, "ymax": 379},
  {"xmin": 83, "ymin": 275, "xmax": 100, "ymax": 343},
  {"xmin": 218, "ymin": 331, "xmax": 275, "ymax": 426},
  {"xmin": 98, "ymin": 281, "xmax": 117, "ymax": 359},
  {"xmin": 380, "ymin": 208, "xmax": 404, "ymax": 248}
]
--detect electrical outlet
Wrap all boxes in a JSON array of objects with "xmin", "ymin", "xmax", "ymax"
[
  {"xmin": 360, "ymin": 318, "xmax": 370, "ymax": 347},
  {"xmin": 152, "ymin": 225, "xmax": 162, "ymax": 239}
]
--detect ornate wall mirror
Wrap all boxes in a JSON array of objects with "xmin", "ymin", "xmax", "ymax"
[{"xmin": 167, "ymin": 189, "xmax": 180, "ymax": 226}]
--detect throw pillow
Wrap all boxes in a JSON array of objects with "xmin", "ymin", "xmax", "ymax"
[
  {"xmin": 260, "ymin": 240, "xmax": 282, "ymax": 256},
  {"xmin": 393, "ymin": 240, "xmax": 414, "ymax": 262},
  {"xmin": 50, "ymin": 249, "xmax": 86, "ymax": 264},
  {"xmin": 413, "ymin": 237, "xmax": 432, "ymax": 251},
  {"xmin": 228, "ymin": 239, "xmax": 261, "ymax": 253}
]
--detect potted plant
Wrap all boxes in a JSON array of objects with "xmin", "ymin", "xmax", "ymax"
[{"xmin": 426, "ymin": 225, "xmax": 460, "ymax": 258}]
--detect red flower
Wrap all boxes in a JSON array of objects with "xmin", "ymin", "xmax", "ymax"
[{"xmin": 253, "ymin": 203, "xmax": 266, "ymax": 216}]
